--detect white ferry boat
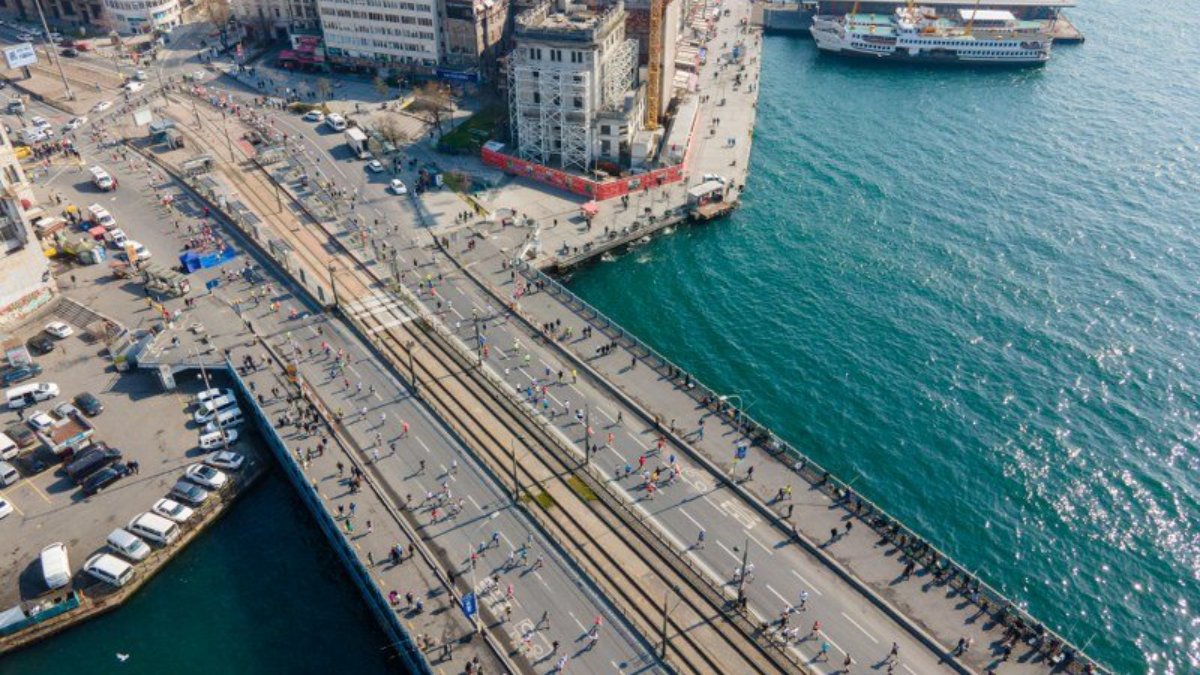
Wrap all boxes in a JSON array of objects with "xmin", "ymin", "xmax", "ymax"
[{"xmin": 810, "ymin": 5, "xmax": 1053, "ymax": 65}]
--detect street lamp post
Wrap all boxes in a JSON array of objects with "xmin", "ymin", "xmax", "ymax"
[
  {"xmin": 405, "ymin": 340, "xmax": 418, "ymax": 396},
  {"xmin": 660, "ymin": 585, "xmax": 680, "ymax": 659},
  {"xmin": 736, "ymin": 536, "xmax": 750, "ymax": 610},
  {"xmin": 327, "ymin": 261, "xmax": 338, "ymax": 308},
  {"xmin": 584, "ymin": 404, "xmax": 591, "ymax": 468},
  {"xmin": 31, "ymin": 0, "xmax": 73, "ymax": 100},
  {"xmin": 510, "ymin": 434, "xmax": 523, "ymax": 501}
]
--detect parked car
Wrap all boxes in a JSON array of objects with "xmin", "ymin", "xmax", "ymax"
[
  {"xmin": 106, "ymin": 528, "xmax": 150, "ymax": 562},
  {"xmin": 198, "ymin": 428, "xmax": 238, "ymax": 450},
  {"xmin": 84, "ymin": 553, "xmax": 135, "ymax": 587},
  {"xmin": 302, "ymin": 110, "xmax": 325, "ymax": 122},
  {"xmin": 93, "ymin": 100, "xmax": 112, "ymax": 112},
  {"xmin": 53, "ymin": 401, "xmax": 81, "ymax": 418},
  {"xmin": 203, "ymin": 450, "xmax": 244, "ymax": 471},
  {"xmin": 82, "ymin": 464, "xmax": 127, "ymax": 496},
  {"xmin": 168, "ymin": 479, "xmax": 209, "ymax": 505},
  {"xmin": 27, "ymin": 411, "xmax": 54, "ymax": 432},
  {"xmin": 2, "ymin": 364, "xmax": 43, "ymax": 385},
  {"xmin": 195, "ymin": 388, "xmax": 234, "ymax": 406},
  {"xmin": 0, "ymin": 497, "xmax": 12, "ymax": 520},
  {"xmin": 5, "ymin": 423, "xmax": 36, "ymax": 448},
  {"xmin": 124, "ymin": 81, "xmax": 144, "ymax": 93},
  {"xmin": 243, "ymin": 130, "xmax": 264, "ymax": 146},
  {"xmin": 151, "ymin": 498, "xmax": 194, "ymax": 523},
  {"xmin": 45, "ymin": 321, "xmax": 74, "ymax": 339},
  {"xmin": 60, "ymin": 47, "xmax": 78, "ymax": 57},
  {"xmin": 63, "ymin": 116, "xmax": 87, "ymax": 131},
  {"xmin": 185, "ymin": 463, "xmax": 226, "ymax": 490},
  {"xmin": 65, "ymin": 443, "xmax": 122, "ymax": 484},
  {"xmin": 74, "ymin": 392, "xmax": 103, "ymax": 416},
  {"xmin": 389, "ymin": 179, "xmax": 408, "ymax": 195},
  {"xmin": 26, "ymin": 334, "xmax": 54, "ymax": 355},
  {"xmin": 366, "ymin": 160, "xmax": 384, "ymax": 173}
]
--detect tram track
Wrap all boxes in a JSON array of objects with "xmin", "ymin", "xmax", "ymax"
[{"xmin": 165, "ymin": 103, "xmax": 801, "ymax": 674}]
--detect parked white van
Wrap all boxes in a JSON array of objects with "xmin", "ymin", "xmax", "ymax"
[
  {"xmin": 84, "ymin": 553, "xmax": 135, "ymax": 587},
  {"xmin": 89, "ymin": 166, "xmax": 116, "ymax": 191},
  {"xmin": 88, "ymin": 204, "xmax": 116, "ymax": 230},
  {"xmin": 0, "ymin": 432, "xmax": 17, "ymax": 461},
  {"xmin": 199, "ymin": 428, "xmax": 239, "ymax": 450},
  {"xmin": 193, "ymin": 395, "xmax": 237, "ymax": 424},
  {"xmin": 6, "ymin": 382, "xmax": 59, "ymax": 409},
  {"xmin": 325, "ymin": 113, "xmax": 347, "ymax": 131},
  {"xmin": 202, "ymin": 408, "xmax": 244, "ymax": 433},
  {"xmin": 0, "ymin": 461, "xmax": 19, "ymax": 487},
  {"xmin": 40, "ymin": 542, "xmax": 71, "ymax": 589},
  {"xmin": 107, "ymin": 528, "xmax": 151, "ymax": 562},
  {"xmin": 128, "ymin": 512, "xmax": 180, "ymax": 546}
]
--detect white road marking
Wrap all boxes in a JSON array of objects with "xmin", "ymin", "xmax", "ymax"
[
  {"xmin": 791, "ymin": 569, "xmax": 824, "ymax": 596},
  {"xmin": 840, "ymin": 611, "xmax": 880, "ymax": 644},
  {"xmin": 765, "ymin": 583, "xmax": 790, "ymax": 609}
]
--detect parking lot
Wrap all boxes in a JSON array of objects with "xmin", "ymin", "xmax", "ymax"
[{"xmin": 0, "ymin": 315, "xmax": 265, "ymax": 608}]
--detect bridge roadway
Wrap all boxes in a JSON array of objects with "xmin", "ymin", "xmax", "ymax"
[
  {"xmin": 158, "ymin": 95, "xmax": 968, "ymax": 675},
  {"xmin": 26, "ymin": 100, "xmax": 663, "ymax": 674}
]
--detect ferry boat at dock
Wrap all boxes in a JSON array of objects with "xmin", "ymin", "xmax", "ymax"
[{"xmin": 810, "ymin": 4, "xmax": 1053, "ymax": 65}]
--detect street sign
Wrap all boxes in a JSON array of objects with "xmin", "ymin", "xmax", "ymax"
[
  {"xmin": 3, "ymin": 43, "xmax": 37, "ymax": 69},
  {"xmin": 461, "ymin": 592, "xmax": 477, "ymax": 618}
]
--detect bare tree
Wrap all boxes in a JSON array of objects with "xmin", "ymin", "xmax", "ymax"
[
  {"xmin": 413, "ymin": 82, "xmax": 453, "ymax": 136},
  {"xmin": 373, "ymin": 76, "xmax": 390, "ymax": 100},
  {"xmin": 198, "ymin": 0, "xmax": 232, "ymax": 30},
  {"xmin": 315, "ymin": 78, "xmax": 333, "ymax": 101},
  {"xmin": 376, "ymin": 115, "xmax": 410, "ymax": 147}
]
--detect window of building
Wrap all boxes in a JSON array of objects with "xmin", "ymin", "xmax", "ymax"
[{"xmin": 600, "ymin": 125, "xmax": 610, "ymax": 134}]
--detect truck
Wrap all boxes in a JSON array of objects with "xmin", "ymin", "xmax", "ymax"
[
  {"xmin": 143, "ymin": 263, "xmax": 190, "ymax": 297},
  {"xmin": 35, "ymin": 409, "xmax": 95, "ymax": 457},
  {"xmin": 344, "ymin": 127, "xmax": 370, "ymax": 159}
]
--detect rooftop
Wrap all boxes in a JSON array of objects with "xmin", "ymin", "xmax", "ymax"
[{"xmin": 516, "ymin": 0, "xmax": 625, "ymax": 42}]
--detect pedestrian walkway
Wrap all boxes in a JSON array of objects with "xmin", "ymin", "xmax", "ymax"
[{"xmin": 397, "ymin": 233, "xmax": 1099, "ymax": 675}]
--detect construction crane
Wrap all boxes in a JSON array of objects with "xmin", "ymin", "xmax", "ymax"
[{"xmin": 644, "ymin": 0, "xmax": 663, "ymax": 130}]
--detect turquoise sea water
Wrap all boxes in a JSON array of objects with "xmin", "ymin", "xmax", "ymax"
[
  {"xmin": 569, "ymin": 2, "xmax": 1200, "ymax": 673},
  {"xmin": 2, "ymin": 472, "xmax": 394, "ymax": 674}
]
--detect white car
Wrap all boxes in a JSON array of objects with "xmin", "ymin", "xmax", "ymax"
[
  {"xmin": 302, "ymin": 110, "xmax": 325, "ymax": 122},
  {"xmin": 64, "ymin": 116, "xmax": 87, "ymax": 131},
  {"xmin": 0, "ymin": 497, "xmax": 12, "ymax": 520},
  {"xmin": 204, "ymin": 450, "xmax": 245, "ymax": 471},
  {"xmin": 152, "ymin": 498, "xmax": 195, "ymax": 523},
  {"xmin": 108, "ymin": 228, "xmax": 127, "ymax": 248},
  {"xmin": 185, "ymin": 463, "xmax": 227, "ymax": 490},
  {"xmin": 124, "ymin": 240, "xmax": 151, "ymax": 260},
  {"xmin": 366, "ymin": 160, "xmax": 384, "ymax": 173},
  {"xmin": 199, "ymin": 428, "xmax": 239, "ymax": 450},
  {"xmin": 93, "ymin": 100, "xmax": 112, "ymax": 112},
  {"xmin": 44, "ymin": 321, "xmax": 74, "ymax": 339},
  {"xmin": 124, "ymin": 81, "xmax": 144, "ymax": 93},
  {"xmin": 195, "ymin": 388, "xmax": 234, "ymax": 406},
  {"xmin": 28, "ymin": 411, "xmax": 54, "ymax": 432},
  {"xmin": 30, "ymin": 116, "xmax": 51, "ymax": 129},
  {"xmin": 389, "ymin": 179, "xmax": 408, "ymax": 195}
]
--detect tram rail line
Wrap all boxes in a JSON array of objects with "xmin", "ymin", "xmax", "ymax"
[{"xmin": 164, "ymin": 103, "xmax": 802, "ymax": 674}]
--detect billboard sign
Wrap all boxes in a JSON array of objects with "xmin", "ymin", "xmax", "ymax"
[{"xmin": 3, "ymin": 43, "xmax": 37, "ymax": 69}]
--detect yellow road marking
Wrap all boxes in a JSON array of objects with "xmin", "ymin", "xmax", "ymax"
[
  {"xmin": 22, "ymin": 477, "xmax": 52, "ymax": 504},
  {"xmin": 0, "ymin": 490, "xmax": 23, "ymax": 516}
]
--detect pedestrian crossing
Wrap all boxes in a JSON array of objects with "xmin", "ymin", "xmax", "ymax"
[{"xmin": 342, "ymin": 292, "xmax": 417, "ymax": 333}]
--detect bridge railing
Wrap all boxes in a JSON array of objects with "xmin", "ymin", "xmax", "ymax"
[{"xmin": 516, "ymin": 261, "xmax": 1106, "ymax": 675}]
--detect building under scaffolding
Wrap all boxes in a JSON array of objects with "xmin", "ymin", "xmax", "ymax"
[{"xmin": 508, "ymin": 0, "xmax": 641, "ymax": 173}]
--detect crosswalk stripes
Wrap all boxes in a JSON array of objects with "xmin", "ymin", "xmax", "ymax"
[{"xmin": 342, "ymin": 292, "xmax": 417, "ymax": 333}]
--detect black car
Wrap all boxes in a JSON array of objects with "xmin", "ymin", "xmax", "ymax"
[
  {"xmin": 60, "ymin": 47, "xmax": 78, "ymax": 57},
  {"xmin": 74, "ymin": 392, "xmax": 104, "ymax": 417},
  {"xmin": 82, "ymin": 464, "xmax": 128, "ymax": 496},
  {"xmin": 26, "ymin": 334, "xmax": 54, "ymax": 355},
  {"xmin": 66, "ymin": 443, "xmax": 122, "ymax": 484},
  {"xmin": 1, "ymin": 363, "xmax": 42, "ymax": 385},
  {"xmin": 4, "ymin": 423, "xmax": 36, "ymax": 449}
]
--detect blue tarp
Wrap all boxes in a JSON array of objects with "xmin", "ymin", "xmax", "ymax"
[{"xmin": 179, "ymin": 246, "xmax": 237, "ymax": 273}]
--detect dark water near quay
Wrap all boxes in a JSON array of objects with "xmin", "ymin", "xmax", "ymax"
[{"xmin": 570, "ymin": 2, "xmax": 1200, "ymax": 672}]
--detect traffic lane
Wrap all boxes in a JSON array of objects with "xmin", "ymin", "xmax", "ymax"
[
  {"xmin": 271, "ymin": 308, "xmax": 655, "ymax": 672},
  {"xmin": 399, "ymin": 269, "xmax": 956, "ymax": 672}
]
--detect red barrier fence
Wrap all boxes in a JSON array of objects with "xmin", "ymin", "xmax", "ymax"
[{"xmin": 481, "ymin": 143, "xmax": 686, "ymax": 201}]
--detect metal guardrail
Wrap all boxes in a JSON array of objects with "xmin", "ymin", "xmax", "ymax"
[{"xmin": 516, "ymin": 262, "xmax": 1108, "ymax": 674}]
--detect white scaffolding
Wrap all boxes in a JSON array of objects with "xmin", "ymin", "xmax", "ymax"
[
  {"xmin": 510, "ymin": 55, "xmax": 593, "ymax": 173},
  {"xmin": 601, "ymin": 38, "xmax": 638, "ymax": 110}
]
